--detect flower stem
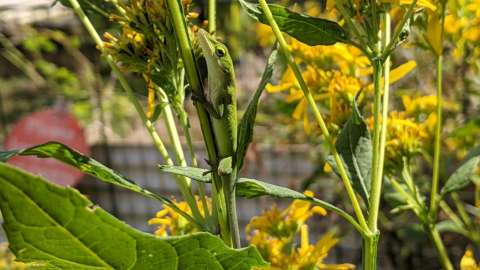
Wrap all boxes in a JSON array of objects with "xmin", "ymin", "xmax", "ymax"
[
  {"xmin": 258, "ymin": 0, "xmax": 369, "ymax": 233},
  {"xmin": 208, "ymin": 0, "xmax": 216, "ymax": 33},
  {"xmin": 429, "ymin": 0, "xmax": 447, "ymax": 219},
  {"xmin": 156, "ymin": 88, "xmax": 205, "ymax": 225},
  {"xmin": 427, "ymin": 225, "xmax": 454, "ymax": 270}
]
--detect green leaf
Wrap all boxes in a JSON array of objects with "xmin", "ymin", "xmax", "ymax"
[
  {"xmin": 236, "ymin": 178, "xmax": 363, "ymax": 233},
  {"xmin": 239, "ymin": 0, "xmax": 349, "ymax": 45},
  {"xmin": 328, "ymin": 103, "xmax": 372, "ymax": 204},
  {"xmin": 441, "ymin": 156, "xmax": 480, "ymax": 196},
  {"xmin": 158, "ymin": 165, "xmax": 212, "ymax": 183},
  {"xmin": 0, "ymin": 163, "xmax": 267, "ymax": 270},
  {"xmin": 236, "ymin": 46, "xmax": 278, "ymax": 171},
  {"xmin": 0, "ymin": 142, "xmax": 175, "ymax": 207},
  {"xmin": 435, "ymin": 220, "xmax": 469, "ymax": 236}
]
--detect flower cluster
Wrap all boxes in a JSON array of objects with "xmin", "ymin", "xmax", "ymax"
[
  {"xmin": 366, "ymin": 95, "xmax": 439, "ymax": 170},
  {"xmin": 246, "ymin": 191, "xmax": 355, "ymax": 270},
  {"xmin": 102, "ymin": 0, "xmax": 199, "ymax": 118},
  {"xmin": 256, "ymin": 1, "xmax": 421, "ymax": 138},
  {"xmin": 443, "ymin": 0, "xmax": 480, "ymax": 60}
]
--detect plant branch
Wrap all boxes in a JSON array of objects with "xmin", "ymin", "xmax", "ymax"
[{"xmin": 258, "ymin": 0, "xmax": 369, "ymax": 233}]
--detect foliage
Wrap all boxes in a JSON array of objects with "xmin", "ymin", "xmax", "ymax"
[{"xmin": 1, "ymin": 0, "xmax": 480, "ymax": 268}]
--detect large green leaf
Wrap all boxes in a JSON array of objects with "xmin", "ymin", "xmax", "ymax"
[
  {"xmin": 0, "ymin": 142, "xmax": 182, "ymax": 214},
  {"xmin": 328, "ymin": 103, "xmax": 372, "ymax": 204},
  {"xmin": 239, "ymin": 0, "xmax": 349, "ymax": 45},
  {"xmin": 236, "ymin": 46, "xmax": 278, "ymax": 171},
  {"xmin": 441, "ymin": 156, "xmax": 480, "ymax": 196},
  {"xmin": 0, "ymin": 163, "xmax": 267, "ymax": 270}
]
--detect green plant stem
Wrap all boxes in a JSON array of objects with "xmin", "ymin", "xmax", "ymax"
[
  {"xmin": 362, "ymin": 232, "xmax": 380, "ymax": 270},
  {"xmin": 426, "ymin": 225, "xmax": 454, "ymax": 270},
  {"xmin": 429, "ymin": 1, "xmax": 447, "ymax": 218},
  {"xmin": 429, "ymin": 56, "xmax": 443, "ymax": 215},
  {"xmin": 156, "ymin": 88, "xmax": 205, "ymax": 224},
  {"xmin": 208, "ymin": 0, "xmax": 216, "ymax": 33},
  {"xmin": 165, "ymin": 0, "xmax": 232, "ymax": 245},
  {"xmin": 68, "ymin": 0, "xmax": 204, "ymax": 228},
  {"xmin": 368, "ymin": 11, "xmax": 390, "ymax": 232},
  {"xmin": 258, "ymin": 0, "xmax": 369, "ymax": 233}
]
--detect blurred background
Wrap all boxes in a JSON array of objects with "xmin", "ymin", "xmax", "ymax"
[{"xmin": 0, "ymin": 0, "xmax": 479, "ymax": 269}]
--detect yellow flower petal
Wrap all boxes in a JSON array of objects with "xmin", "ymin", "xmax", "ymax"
[
  {"xmin": 426, "ymin": 11, "xmax": 443, "ymax": 55},
  {"xmin": 460, "ymin": 249, "xmax": 479, "ymax": 270},
  {"xmin": 312, "ymin": 206, "xmax": 328, "ymax": 216},
  {"xmin": 390, "ymin": 60, "xmax": 417, "ymax": 84}
]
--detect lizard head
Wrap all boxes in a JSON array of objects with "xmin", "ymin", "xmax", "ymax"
[{"xmin": 196, "ymin": 29, "xmax": 234, "ymax": 80}]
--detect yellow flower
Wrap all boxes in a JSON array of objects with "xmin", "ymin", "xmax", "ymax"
[
  {"xmin": 461, "ymin": 248, "xmax": 480, "ymax": 270},
  {"xmin": 149, "ymin": 197, "xmax": 212, "ymax": 236},
  {"xmin": 248, "ymin": 195, "xmax": 354, "ymax": 270},
  {"xmin": 368, "ymin": 108, "xmax": 435, "ymax": 169},
  {"xmin": 255, "ymin": 23, "xmax": 275, "ymax": 48}
]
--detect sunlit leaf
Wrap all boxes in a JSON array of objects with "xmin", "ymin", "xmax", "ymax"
[
  {"xmin": 0, "ymin": 142, "xmax": 174, "ymax": 206},
  {"xmin": 239, "ymin": 0, "xmax": 349, "ymax": 45},
  {"xmin": 0, "ymin": 163, "xmax": 268, "ymax": 270}
]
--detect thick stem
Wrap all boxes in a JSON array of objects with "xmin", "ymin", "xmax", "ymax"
[
  {"xmin": 427, "ymin": 226, "xmax": 454, "ymax": 270},
  {"xmin": 368, "ymin": 11, "xmax": 390, "ymax": 232},
  {"xmin": 165, "ymin": 0, "xmax": 234, "ymax": 244},
  {"xmin": 258, "ymin": 0, "xmax": 369, "ymax": 233},
  {"xmin": 362, "ymin": 233, "xmax": 380, "ymax": 270},
  {"xmin": 429, "ymin": 55, "xmax": 444, "ymax": 215}
]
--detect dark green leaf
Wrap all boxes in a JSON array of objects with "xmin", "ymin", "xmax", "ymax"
[
  {"xmin": 441, "ymin": 156, "xmax": 480, "ymax": 196},
  {"xmin": 236, "ymin": 46, "xmax": 278, "ymax": 171},
  {"xmin": 239, "ymin": 0, "xmax": 349, "ymax": 45},
  {"xmin": 0, "ymin": 163, "xmax": 268, "ymax": 269},
  {"xmin": 0, "ymin": 142, "xmax": 173, "ymax": 205},
  {"xmin": 328, "ymin": 103, "xmax": 372, "ymax": 204},
  {"xmin": 158, "ymin": 165, "xmax": 212, "ymax": 183}
]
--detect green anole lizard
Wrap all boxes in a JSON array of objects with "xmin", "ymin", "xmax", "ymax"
[
  {"xmin": 195, "ymin": 29, "xmax": 238, "ymax": 178},
  {"xmin": 195, "ymin": 29, "xmax": 240, "ymax": 247}
]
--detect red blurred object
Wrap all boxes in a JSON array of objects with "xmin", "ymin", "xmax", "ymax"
[{"xmin": 4, "ymin": 108, "xmax": 90, "ymax": 186}]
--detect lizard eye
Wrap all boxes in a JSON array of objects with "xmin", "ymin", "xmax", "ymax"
[{"xmin": 215, "ymin": 47, "xmax": 226, "ymax": 57}]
